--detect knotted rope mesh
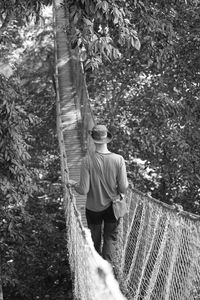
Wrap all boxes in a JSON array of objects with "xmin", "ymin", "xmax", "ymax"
[
  {"xmin": 53, "ymin": 1, "xmax": 200, "ymax": 299},
  {"xmin": 120, "ymin": 189, "xmax": 200, "ymax": 300}
]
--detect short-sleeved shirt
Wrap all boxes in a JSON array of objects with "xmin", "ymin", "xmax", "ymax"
[{"xmin": 74, "ymin": 151, "xmax": 129, "ymax": 212}]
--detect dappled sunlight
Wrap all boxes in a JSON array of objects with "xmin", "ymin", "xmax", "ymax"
[
  {"xmin": 57, "ymin": 54, "xmax": 78, "ymax": 68},
  {"xmin": 0, "ymin": 62, "xmax": 13, "ymax": 78}
]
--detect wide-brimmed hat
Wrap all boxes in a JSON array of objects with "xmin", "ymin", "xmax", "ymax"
[{"xmin": 89, "ymin": 124, "xmax": 112, "ymax": 144}]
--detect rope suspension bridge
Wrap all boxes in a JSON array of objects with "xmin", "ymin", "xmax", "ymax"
[{"xmin": 53, "ymin": 1, "xmax": 200, "ymax": 299}]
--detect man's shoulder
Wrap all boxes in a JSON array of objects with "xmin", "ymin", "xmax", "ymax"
[
  {"xmin": 109, "ymin": 152, "xmax": 125, "ymax": 163},
  {"xmin": 110, "ymin": 152, "xmax": 124, "ymax": 159},
  {"xmin": 83, "ymin": 151, "xmax": 124, "ymax": 163}
]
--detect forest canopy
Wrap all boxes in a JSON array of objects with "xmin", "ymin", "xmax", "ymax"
[{"xmin": 0, "ymin": 0, "xmax": 200, "ymax": 299}]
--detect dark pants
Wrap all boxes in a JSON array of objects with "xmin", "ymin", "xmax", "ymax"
[{"xmin": 86, "ymin": 204, "xmax": 119, "ymax": 263}]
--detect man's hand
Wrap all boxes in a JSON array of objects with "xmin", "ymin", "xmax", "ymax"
[{"xmin": 67, "ymin": 179, "xmax": 77, "ymax": 188}]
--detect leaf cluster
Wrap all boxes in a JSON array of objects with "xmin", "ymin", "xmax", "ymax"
[
  {"xmin": 0, "ymin": 76, "xmax": 34, "ymax": 207},
  {"xmin": 0, "ymin": 0, "xmax": 52, "ymax": 31},
  {"xmin": 67, "ymin": 0, "xmax": 140, "ymax": 69}
]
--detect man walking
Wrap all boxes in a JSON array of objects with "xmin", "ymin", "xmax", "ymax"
[{"xmin": 68, "ymin": 124, "xmax": 129, "ymax": 263}]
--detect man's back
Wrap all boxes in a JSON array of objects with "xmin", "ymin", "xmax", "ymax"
[
  {"xmin": 68, "ymin": 124, "xmax": 129, "ymax": 263},
  {"xmin": 85, "ymin": 151, "xmax": 128, "ymax": 211}
]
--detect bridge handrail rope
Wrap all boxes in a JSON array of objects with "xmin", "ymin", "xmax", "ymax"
[
  {"xmin": 53, "ymin": 1, "xmax": 200, "ymax": 299},
  {"xmin": 131, "ymin": 187, "xmax": 200, "ymax": 221}
]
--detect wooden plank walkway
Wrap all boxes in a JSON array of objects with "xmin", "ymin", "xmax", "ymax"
[{"xmin": 54, "ymin": 0, "xmax": 87, "ymax": 225}]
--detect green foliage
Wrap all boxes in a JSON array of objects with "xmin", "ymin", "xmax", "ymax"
[
  {"xmin": 3, "ymin": 198, "xmax": 72, "ymax": 300},
  {"xmin": 67, "ymin": 0, "xmax": 140, "ymax": 69},
  {"xmin": 0, "ymin": 76, "xmax": 34, "ymax": 207},
  {"xmin": 0, "ymin": 7, "xmax": 73, "ymax": 300},
  {"xmin": 0, "ymin": 0, "xmax": 52, "ymax": 30},
  {"xmin": 14, "ymin": 16, "xmax": 58, "ymax": 181}
]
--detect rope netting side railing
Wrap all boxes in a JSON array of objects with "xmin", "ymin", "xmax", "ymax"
[{"xmin": 119, "ymin": 189, "xmax": 200, "ymax": 300}]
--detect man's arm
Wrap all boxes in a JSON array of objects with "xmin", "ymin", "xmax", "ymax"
[{"xmin": 117, "ymin": 157, "xmax": 129, "ymax": 194}]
